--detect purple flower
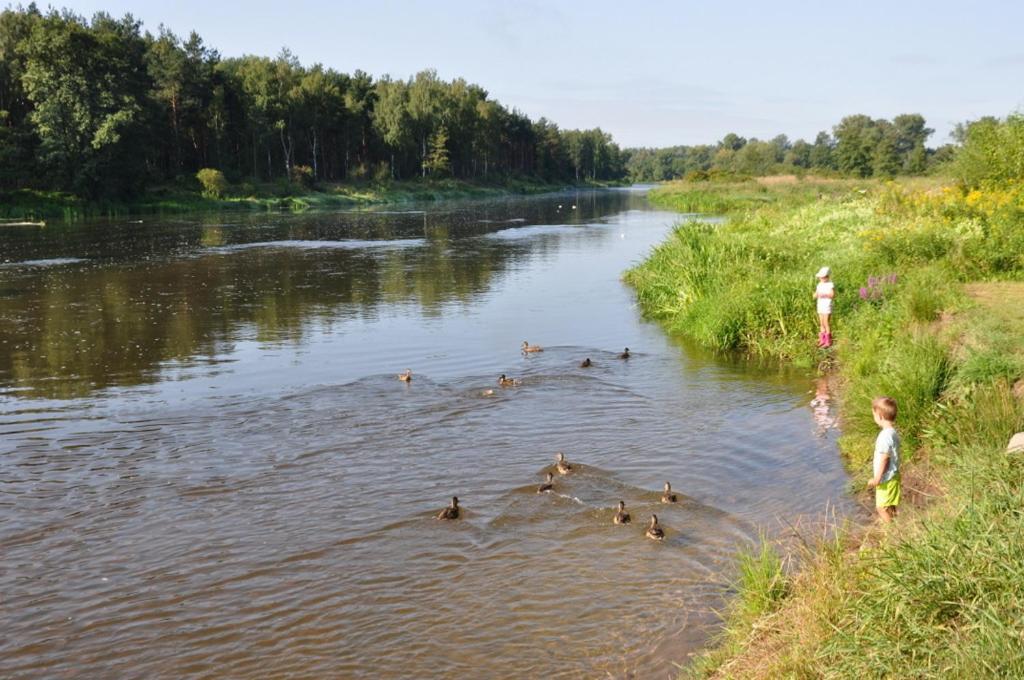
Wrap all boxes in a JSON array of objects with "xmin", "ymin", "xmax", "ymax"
[
  {"xmin": 868, "ymin": 276, "xmax": 879, "ymax": 287},
  {"xmin": 889, "ymin": 273, "xmax": 898, "ymax": 284},
  {"xmin": 859, "ymin": 287, "xmax": 868, "ymax": 299}
]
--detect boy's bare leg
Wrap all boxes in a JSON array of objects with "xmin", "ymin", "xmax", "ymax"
[{"xmin": 876, "ymin": 506, "xmax": 895, "ymax": 522}]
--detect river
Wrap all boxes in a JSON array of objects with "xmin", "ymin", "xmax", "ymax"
[{"xmin": 0, "ymin": 189, "xmax": 853, "ymax": 678}]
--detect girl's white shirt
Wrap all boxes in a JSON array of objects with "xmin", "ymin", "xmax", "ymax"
[{"xmin": 815, "ymin": 280, "xmax": 834, "ymax": 314}]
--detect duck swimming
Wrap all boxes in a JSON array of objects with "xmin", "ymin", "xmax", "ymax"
[
  {"xmin": 580, "ymin": 358, "xmax": 592, "ymax": 368},
  {"xmin": 436, "ymin": 496, "xmax": 460, "ymax": 520},
  {"xmin": 645, "ymin": 514, "xmax": 665, "ymax": 541},
  {"xmin": 555, "ymin": 452, "xmax": 572, "ymax": 475},
  {"xmin": 398, "ymin": 369, "xmax": 413, "ymax": 382},
  {"xmin": 618, "ymin": 347, "xmax": 631, "ymax": 359},
  {"xmin": 613, "ymin": 500, "xmax": 631, "ymax": 524},
  {"xmin": 661, "ymin": 482, "xmax": 677, "ymax": 504},
  {"xmin": 498, "ymin": 374, "xmax": 520, "ymax": 387},
  {"xmin": 522, "ymin": 341, "xmax": 543, "ymax": 353},
  {"xmin": 537, "ymin": 472, "xmax": 554, "ymax": 493}
]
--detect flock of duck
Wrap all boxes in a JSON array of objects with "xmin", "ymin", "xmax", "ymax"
[{"xmin": 401, "ymin": 341, "xmax": 672, "ymax": 542}]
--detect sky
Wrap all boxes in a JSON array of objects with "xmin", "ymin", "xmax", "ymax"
[{"xmin": 47, "ymin": 0, "xmax": 1024, "ymax": 148}]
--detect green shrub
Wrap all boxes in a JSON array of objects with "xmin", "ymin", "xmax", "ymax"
[
  {"xmin": 195, "ymin": 168, "xmax": 228, "ymax": 199},
  {"xmin": 954, "ymin": 114, "xmax": 1024, "ymax": 187},
  {"xmin": 289, "ymin": 164, "xmax": 314, "ymax": 188}
]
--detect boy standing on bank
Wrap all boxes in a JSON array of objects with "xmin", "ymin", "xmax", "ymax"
[{"xmin": 867, "ymin": 396, "xmax": 901, "ymax": 522}]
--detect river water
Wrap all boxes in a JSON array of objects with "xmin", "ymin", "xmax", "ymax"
[{"xmin": 0, "ymin": 189, "xmax": 852, "ymax": 678}]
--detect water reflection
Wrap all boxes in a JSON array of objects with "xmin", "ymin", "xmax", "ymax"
[
  {"xmin": 0, "ymin": 191, "xmax": 640, "ymax": 398},
  {"xmin": 810, "ymin": 376, "xmax": 838, "ymax": 436}
]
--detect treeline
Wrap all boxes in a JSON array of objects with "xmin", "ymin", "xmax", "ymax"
[
  {"xmin": 0, "ymin": 6, "xmax": 627, "ymax": 199},
  {"xmin": 627, "ymin": 114, "xmax": 956, "ymax": 182}
]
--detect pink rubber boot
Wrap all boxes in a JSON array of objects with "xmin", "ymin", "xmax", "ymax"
[{"xmin": 823, "ymin": 332, "xmax": 832, "ymax": 348}]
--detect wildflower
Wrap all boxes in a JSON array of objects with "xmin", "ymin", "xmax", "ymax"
[{"xmin": 860, "ymin": 287, "xmax": 868, "ymax": 300}]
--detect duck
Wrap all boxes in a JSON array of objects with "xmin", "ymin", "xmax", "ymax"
[
  {"xmin": 398, "ymin": 369, "xmax": 413, "ymax": 382},
  {"xmin": 613, "ymin": 500, "xmax": 631, "ymax": 524},
  {"xmin": 661, "ymin": 482, "xmax": 677, "ymax": 504},
  {"xmin": 555, "ymin": 452, "xmax": 572, "ymax": 475},
  {"xmin": 580, "ymin": 358, "xmax": 592, "ymax": 368},
  {"xmin": 618, "ymin": 347, "xmax": 631, "ymax": 360},
  {"xmin": 436, "ymin": 496, "xmax": 460, "ymax": 520},
  {"xmin": 498, "ymin": 374, "xmax": 520, "ymax": 387},
  {"xmin": 645, "ymin": 514, "xmax": 665, "ymax": 541},
  {"xmin": 537, "ymin": 472, "xmax": 555, "ymax": 493},
  {"xmin": 522, "ymin": 341, "xmax": 543, "ymax": 353}
]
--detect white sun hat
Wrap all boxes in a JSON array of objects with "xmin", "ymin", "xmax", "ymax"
[{"xmin": 816, "ymin": 266, "xmax": 831, "ymax": 278}]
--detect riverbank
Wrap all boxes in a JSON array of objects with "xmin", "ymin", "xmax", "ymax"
[
  {"xmin": 627, "ymin": 177, "xmax": 1024, "ymax": 676},
  {"xmin": 0, "ymin": 177, "xmax": 614, "ymax": 221}
]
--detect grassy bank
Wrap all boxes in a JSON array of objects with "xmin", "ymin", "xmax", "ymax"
[
  {"xmin": 0, "ymin": 176, "xmax": 598, "ymax": 221},
  {"xmin": 627, "ymin": 177, "xmax": 1024, "ymax": 677}
]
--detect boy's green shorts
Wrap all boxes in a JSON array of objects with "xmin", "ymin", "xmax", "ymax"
[{"xmin": 875, "ymin": 475, "xmax": 901, "ymax": 508}]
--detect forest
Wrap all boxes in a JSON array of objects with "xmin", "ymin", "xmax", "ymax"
[
  {"xmin": 625, "ymin": 113, "xmax": 958, "ymax": 182},
  {"xmin": 0, "ymin": 6, "xmax": 627, "ymax": 199}
]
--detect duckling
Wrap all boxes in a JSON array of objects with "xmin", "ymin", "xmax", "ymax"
[
  {"xmin": 661, "ymin": 481, "xmax": 678, "ymax": 504},
  {"xmin": 398, "ymin": 369, "xmax": 413, "ymax": 382},
  {"xmin": 580, "ymin": 358, "xmax": 592, "ymax": 368},
  {"xmin": 555, "ymin": 451, "xmax": 572, "ymax": 475},
  {"xmin": 618, "ymin": 347, "xmax": 631, "ymax": 360},
  {"xmin": 613, "ymin": 500, "xmax": 631, "ymax": 524},
  {"xmin": 537, "ymin": 472, "xmax": 555, "ymax": 493},
  {"xmin": 498, "ymin": 374, "xmax": 520, "ymax": 387},
  {"xmin": 645, "ymin": 514, "xmax": 665, "ymax": 541},
  {"xmin": 436, "ymin": 496, "xmax": 460, "ymax": 520},
  {"xmin": 522, "ymin": 340, "xmax": 543, "ymax": 353}
]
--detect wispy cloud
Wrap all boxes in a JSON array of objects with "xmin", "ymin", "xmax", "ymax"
[{"xmin": 983, "ymin": 53, "xmax": 1024, "ymax": 68}]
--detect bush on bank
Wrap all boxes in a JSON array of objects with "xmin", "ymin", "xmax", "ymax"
[{"xmin": 628, "ymin": 177, "xmax": 1024, "ymax": 677}]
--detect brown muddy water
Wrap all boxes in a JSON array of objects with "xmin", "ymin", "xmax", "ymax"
[{"xmin": 0, "ymin": 189, "xmax": 852, "ymax": 678}]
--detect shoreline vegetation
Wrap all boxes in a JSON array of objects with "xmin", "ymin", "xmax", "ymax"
[
  {"xmin": 627, "ymin": 168, "xmax": 1024, "ymax": 676},
  {"xmin": 0, "ymin": 177, "xmax": 618, "ymax": 221}
]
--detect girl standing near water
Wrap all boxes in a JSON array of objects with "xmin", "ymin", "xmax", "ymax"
[{"xmin": 814, "ymin": 266, "xmax": 834, "ymax": 347}]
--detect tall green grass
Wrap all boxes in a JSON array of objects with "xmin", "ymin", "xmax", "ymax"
[{"xmin": 821, "ymin": 444, "xmax": 1024, "ymax": 678}]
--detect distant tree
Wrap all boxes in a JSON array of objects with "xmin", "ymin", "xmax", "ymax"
[
  {"xmin": 892, "ymin": 113, "xmax": 932, "ymax": 173},
  {"xmin": 833, "ymin": 115, "xmax": 879, "ymax": 177},
  {"xmin": 809, "ymin": 131, "xmax": 835, "ymax": 170},
  {"xmin": 769, "ymin": 134, "xmax": 790, "ymax": 163},
  {"xmin": 372, "ymin": 76, "xmax": 410, "ymax": 179},
  {"xmin": 785, "ymin": 139, "xmax": 813, "ymax": 168},
  {"xmin": 719, "ymin": 132, "xmax": 746, "ymax": 151},
  {"xmin": 872, "ymin": 120, "xmax": 901, "ymax": 177},
  {"xmin": 407, "ymin": 69, "xmax": 443, "ymax": 177},
  {"xmin": 20, "ymin": 11, "xmax": 150, "ymax": 196},
  {"xmin": 425, "ymin": 124, "xmax": 450, "ymax": 176}
]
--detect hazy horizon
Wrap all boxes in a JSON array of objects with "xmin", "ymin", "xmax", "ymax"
[{"xmin": 36, "ymin": 0, "xmax": 1024, "ymax": 147}]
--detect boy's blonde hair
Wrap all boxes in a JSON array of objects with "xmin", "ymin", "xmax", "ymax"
[{"xmin": 872, "ymin": 396, "xmax": 898, "ymax": 422}]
